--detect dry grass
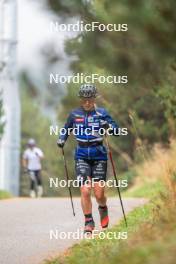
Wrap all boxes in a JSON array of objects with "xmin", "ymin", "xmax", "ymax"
[
  {"xmin": 46, "ymin": 140, "xmax": 176, "ymax": 264},
  {"xmin": 128, "ymin": 140, "xmax": 176, "ymax": 196},
  {"xmin": 112, "ymin": 141, "xmax": 176, "ymax": 264}
]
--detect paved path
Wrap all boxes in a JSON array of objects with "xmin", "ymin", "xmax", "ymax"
[{"xmin": 0, "ymin": 197, "xmax": 147, "ymax": 264}]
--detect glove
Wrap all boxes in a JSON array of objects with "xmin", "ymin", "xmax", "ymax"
[
  {"xmin": 57, "ymin": 139, "xmax": 65, "ymax": 148},
  {"xmin": 100, "ymin": 120, "xmax": 109, "ymax": 129}
]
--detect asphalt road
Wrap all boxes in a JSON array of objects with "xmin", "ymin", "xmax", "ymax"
[{"xmin": 0, "ymin": 197, "xmax": 147, "ymax": 264}]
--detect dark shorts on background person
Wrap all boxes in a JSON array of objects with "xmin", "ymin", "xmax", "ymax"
[
  {"xmin": 28, "ymin": 170, "xmax": 42, "ymax": 190},
  {"xmin": 75, "ymin": 159, "xmax": 107, "ymax": 186}
]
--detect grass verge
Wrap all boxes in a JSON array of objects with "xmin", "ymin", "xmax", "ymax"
[
  {"xmin": 123, "ymin": 180, "xmax": 166, "ymax": 199},
  {"xmin": 45, "ymin": 202, "xmax": 153, "ymax": 264},
  {"xmin": 45, "ymin": 188, "xmax": 176, "ymax": 264},
  {"xmin": 0, "ymin": 190, "xmax": 12, "ymax": 199},
  {"xmin": 45, "ymin": 141, "xmax": 176, "ymax": 264}
]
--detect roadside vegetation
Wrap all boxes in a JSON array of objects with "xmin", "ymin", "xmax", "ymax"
[
  {"xmin": 45, "ymin": 140, "xmax": 176, "ymax": 264},
  {"xmin": 0, "ymin": 190, "xmax": 12, "ymax": 199}
]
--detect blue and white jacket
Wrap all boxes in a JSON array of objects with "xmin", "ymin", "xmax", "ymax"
[{"xmin": 59, "ymin": 107, "xmax": 119, "ymax": 160}]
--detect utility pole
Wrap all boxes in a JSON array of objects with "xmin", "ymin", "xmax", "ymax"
[{"xmin": 0, "ymin": 0, "xmax": 20, "ymax": 195}]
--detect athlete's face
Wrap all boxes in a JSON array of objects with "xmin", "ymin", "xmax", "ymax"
[
  {"xmin": 28, "ymin": 144, "xmax": 35, "ymax": 149},
  {"xmin": 81, "ymin": 97, "xmax": 95, "ymax": 111}
]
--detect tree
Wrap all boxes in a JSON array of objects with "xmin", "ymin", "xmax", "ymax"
[{"xmin": 46, "ymin": 0, "xmax": 176, "ymax": 170}]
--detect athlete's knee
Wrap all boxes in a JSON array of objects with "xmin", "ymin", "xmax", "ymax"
[
  {"xmin": 81, "ymin": 186, "xmax": 91, "ymax": 199},
  {"xmin": 94, "ymin": 190, "xmax": 106, "ymax": 202}
]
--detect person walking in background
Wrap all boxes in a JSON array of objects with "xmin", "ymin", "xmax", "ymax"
[{"xmin": 22, "ymin": 138, "xmax": 44, "ymax": 198}]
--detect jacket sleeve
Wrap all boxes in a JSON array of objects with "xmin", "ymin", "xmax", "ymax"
[
  {"xmin": 59, "ymin": 112, "xmax": 74, "ymax": 142},
  {"xmin": 103, "ymin": 109, "xmax": 120, "ymax": 135}
]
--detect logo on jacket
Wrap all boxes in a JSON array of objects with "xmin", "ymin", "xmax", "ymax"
[
  {"xmin": 88, "ymin": 117, "xmax": 94, "ymax": 122},
  {"xmin": 75, "ymin": 118, "xmax": 84, "ymax": 122}
]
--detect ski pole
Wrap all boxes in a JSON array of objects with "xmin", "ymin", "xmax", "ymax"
[
  {"xmin": 105, "ymin": 134, "xmax": 128, "ymax": 227},
  {"xmin": 61, "ymin": 148, "xmax": 76, "ymax": 216}
]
